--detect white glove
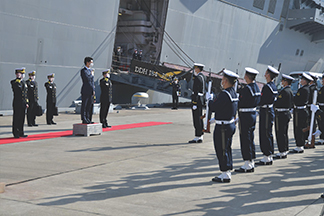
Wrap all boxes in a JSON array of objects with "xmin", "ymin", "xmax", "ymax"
[
  {"xmin": 205, "ymin": 92, "xmax": 213, "ymax": 101},
  {"xmin": 311, "ymin": 104, "xmax": 319, "ymax": 113},
  {"xmin": 209, "ymin": 118, "xmax": 216, "ymax": 124},
  {"xmin": 192, "ymin": 105, "xmax": 197, "ymax": 110}
]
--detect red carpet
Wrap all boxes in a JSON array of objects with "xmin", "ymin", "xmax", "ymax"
[{"xmin": 0, "ymin": 121, "xmax": 172, "ymax": 145}]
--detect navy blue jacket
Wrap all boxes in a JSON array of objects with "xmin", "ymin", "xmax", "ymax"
[
  {"xmin": 80, "ymin": 67, "xmax": 95, "ymax": 95},
  {"xmin": 258, "ymin": 81, "xmax": 278, "ymax": 106},
  {"xmin": 209, "ymin": 87, "xmax": 238, "ymax": 121},
  {"xmin": 238, "ymin": 82, "xmax": 261, "ymax": 109}
]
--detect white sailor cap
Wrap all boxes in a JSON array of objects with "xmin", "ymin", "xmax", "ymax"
[
  {"xmin": 102, "ymin": 69, "xmax": 110, "ymax": 74},
  {"xmin": 15, "ymin": 67, "xmax": 26, "ymax": 74},
  {"xmin": 245, "ymin": 67, "xmax": 259, "ymax": 75},
  {"xmin": 267, "ymin": 66, "xmax": 280, "ymax": 76},
  {"xmin": 223, "ymin": 69, "xmax": 239, "ymax": 79},
  {"xmin": 28, "ymin": 70, "xmax": 36, "ymax": 76},
  {"xmin": 194, "ymin": 63, "xmax": 205, "ymax": 69},
  {"xmin": 47, "ymin": 73, "xmax": 55, "ymax": 78},
  {"xmin": 281, "ymin": 74, "xmax": 294, "ymax": 81},
  {"xmin": 301, "ymin": 72, "xmax": 313, "ymax": 82},
  {"xmin": 307, "ymin": 72, "xmax": 317, "ymax": 80}
]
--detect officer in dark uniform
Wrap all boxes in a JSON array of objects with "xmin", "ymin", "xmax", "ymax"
[
  {"xmin": 316, "ymin": 74, "xmax": 324, "ymax": 145},
  {"xmin": 133, "ymin": 49, "xmax": 138, "ymax": 60},
  {"xmin": 11, "ymin": 67, "xmax": 29, "ymax": 138},
  {"xmin": 235, "ymin": 67, "xmax": 260, "ymax": 173},
  {"xmin": 99, "ymin": 69, "xmax": 113, "ymax": 128},
  {"xmin": 80, "ymin": 57, "xmax": 95, "ymax": 124},
  {"xmin": 189, "ymin": 63, "xmax": 206, "ymax": 143},
  {"xmin": 256, "ymin": 66, "xmax": 279, "ymax": 165},
  {"xmin": 45, "ymin": 73, "xmax": 57, "ymax": 125},
  {"xmin": 273, "ymin": 74, "xmax": 294, "ymax": 159},
  {"xmin": 138, "ymin": 50, "xmax": 143, "ymax": 61},
  {"xmin": 305, "ymin": 73, "xmax": 317, "ymax": 149},
  {"xmin": 26, "ymin": 71, "xmax": 39, "ymax": 126},
  {"xmin": 208, "ymin": 69, "xmax": 239, "ymax": 183},
  {"xmin": 290, "ymin": 72, "xmax": 312, "ymax": 153},
  {"xmin": 171, "ymin": 77, "xmax": 181, "ymax": 110}
]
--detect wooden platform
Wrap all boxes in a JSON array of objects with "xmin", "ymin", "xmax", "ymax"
[{"xmin": 73, "ymin": 123, "xmax": 102, "ymax": 136}]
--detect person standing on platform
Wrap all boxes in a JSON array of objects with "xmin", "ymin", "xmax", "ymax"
[
  {"xmin": 133, "ymin": 49, "xmax": 138, "ymax": 60},
  {"xmin": 208, "ymin": 69, "xmax": 239, "ymax": 183},
  {"xmin": 290, "ymin": 73, "xmax": 312, "ymax": 153},
  {"xmin": 273, "ymin": 74, "xmax": 294, "ymax": 159},
  {"xmin": 305, "ymin": 73, "xmax": 318, "ymax": 149},
  {"xmin": 80, "ymin": 57, "xmax": 95, "ymax": 124},
  {"xmin": 255, "ymin": 66, "xmax": 279, "ymax": 166},
  {"xmin": 11, "ymin": 67, "xmax": 29, "ymax": 138},
  {"xmin": 171, "ymin": 77, "xmax": 181, "ymax": 110},
  {"xmin": 316, "ymin": 74, "xmax": 324, "ymax": 145},
  {"xmin": 45, "ymin": 73, "xmax": 57, "ymax": 125},
  {"xmin": 99, "ymin": 69, "xmax": 113, "ymax": 128},
  {"xmin": 235, "ymin": 67, "xmax": 260, "ymax": 173},
  {"xmin": 188, "ymin": 63, "xmax": 206, "ymax": 143},
  {"xmin": 26, "ymin": 71, "xmax": 39, "ymax": 127},
  {"xmin": 138, "ymin": 50, "xmax": 143, "ymax": 61}
]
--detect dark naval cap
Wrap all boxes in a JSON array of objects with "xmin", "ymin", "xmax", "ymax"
[
  {"xmin": 28, "ymin": 70, "xmax": 36, "ymax": 76},
  {"xmin": 282, "ymin": 74, "xmax": 294, "ymax": 81},
  {"xmin": 47, "ymin": 73, "xmax": 55, "ymax": 78},
  {"xmin": 245, "ymin": 67, "xmax": 259, "ymax": 75},
  {"xmin": 15, "ymin": 67, "xmax": 26, "ymax": 74},
  {"xmin": 267, "ymin": 66, "xmax": 280, "ymax": 76},
  {"xmin": 301, "ymin": 72, "xmax": 313, "ymax": 82},
  {"xmin": 102, "ymin": 69, "xmax": 110, "ymax": 75}
]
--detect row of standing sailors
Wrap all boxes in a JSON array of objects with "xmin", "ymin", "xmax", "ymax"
[
  {"xmin": 11, "ymin": 68, "xmax": 57, "ymax": 138},
  {"xmin": 189, "ymin": 63, "xmax": 322, "ymax": 183}
]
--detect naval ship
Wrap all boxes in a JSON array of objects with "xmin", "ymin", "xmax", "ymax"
[{"xmin": 1, "ymin": 0, "xmax": 324, "ymax": 112}]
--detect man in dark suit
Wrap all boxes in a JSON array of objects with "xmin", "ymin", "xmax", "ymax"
[
  {"xmin": 273, "ymin": 74, "xmax": 294, "ymax": 159},
  {"xmin": 45, "ymin": 73, "xmax": 57, "ymax": 125},
  {"xmin": 11, "ymin": 67, "xmax": 29, "ymax": 138},
  {"xmin": 80, "ymin": 57, "xmax": 95, "ymax": 124},
  {"xmin": 188, "ymin": 63, "xmax": 206, "ymax": 143},
  {"xmin": 99, "ymin": 69, "xmax": 113, "ymax": 128},
  {"xmin": 26, "ymin": 70, "xmax": 39, "ymax": 126}
]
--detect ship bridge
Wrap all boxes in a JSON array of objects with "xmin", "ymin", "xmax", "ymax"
[{"xmin": 287, "ymin": 0, "xmax": 324, "ymax": 42}]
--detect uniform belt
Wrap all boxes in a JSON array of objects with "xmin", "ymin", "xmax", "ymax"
[
  {"xmin": 197, "ymin": 93, "xmax": 204, "ymax": 96},
  {"xmin": 261, "ymin": 104, "xmax": 273, "ymax": 108},
  {"xmin": 215, "ymin": 119, "xmax": 235, "ymax": 125},
  {"xmin": 239, "ymin": 107, "xmax": 256, "ymax": 112},
  {"xmin": 295, "ymin": 105, "xmax": 306, "ymax": 109},
  {"xmin": 319, "ymin": 103, "xmax": 324, "ymax": 106},
  {"xmin": 275, "ymin": 108, "xmax": 290, "ymax": 112}
]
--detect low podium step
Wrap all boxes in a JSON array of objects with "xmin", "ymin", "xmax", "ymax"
[{"xmin": 73, "ymin": 123, "xmax": 102, "ymax": 136}]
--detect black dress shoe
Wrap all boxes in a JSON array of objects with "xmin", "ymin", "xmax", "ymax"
[
  {"xmin": 273, "ymin": 155, "xmax": 287, "ymax": 160},
  {"xmin": 188, "ymin": 139, "xmax": 197, "ymax": 143},
  {"xmin": 321, "ymin": 193, "xmax": 324, "ymax": 198},
  {"xmin": 14, "ymin": 135, "xmax": 20, "ymax": 138},
  {"xmin": 102, "ymin": 124, "xmax": 107, "ymax": 128},
  {"xmin": 47, "ymin": 122, "xmax": 52, "ymax": 125},
  {"xmin": 289, "ymin": 149, "xmax": 304, "ymax": 154},
  {"xmin": 107, "ymin": 125, "xmax": 112, "ymax": 128},
  {"xmin": 211, "ymin": 177, "xmax": 231, "ymax": 183},
  {"xmin": 82, "ymin": 120, "xmax": 88, "ymax": 124},
  {"xmin": 20, "ymin": 135, "xmax": 28, "ymax": 138},
  {"xmin": 51, "ymin": 121, "xmax": 57, "ymax": 125},
  {"xmin": 255, "ymin": 161, "xmax": 273, "ymax": 165},
  {"xmin": 235, "ymin": 167, "xmax": 254, "ymax": 173},
  {"xmin": 28, "ymin": 124, "xmax": 33, "ymax": 127},
  {"xmin": 32, "ymin": 124, "xmax": 38, "ymax": 127}
]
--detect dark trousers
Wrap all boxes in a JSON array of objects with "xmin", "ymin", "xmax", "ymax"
[
  {"xmin": 259, "ymin": 107, "xmax": 274, "ymax": 156},
  {"xmin": 100, "ymin": 102, "xmax": 110, "ymax": 124},
  {"xmin": 318, "ymin": 106, "xmax": 324, "ymax": 139},
  {"xmin": 239, "ymin": 112, "xmax": 256, "ymax": 161},
  {"xmin": 214, "ymin": 123, "xmax": 235, "ymax": 171},
  {"xmin": 293, "ymin": 109, "xmax": 309, "ymax": 147},
  {"xmin": 192, "ymin": 105, "xmax": 204, "ymax": 136},
  {"xmin": 12, "ymin": 104, "xmax": 26, "ymax": 137},
  {"xmin": 27, "ymin": 102, "xmax": 36, "ymax": 125},
  {"xmin": 81, "ymin": 94, "xmax": 93, "ymax": 122},
  {"xmin": 46, "ymin": 102, "xmax": 55, "ymax": 124},
  {"xmin": 172, "ymin": 93, "xmax": 179, "ymax": 108},
  {"xmin": 275, "ymin": 111, "xmax": 291, "ymax": 153}
]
